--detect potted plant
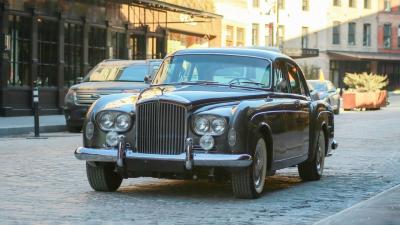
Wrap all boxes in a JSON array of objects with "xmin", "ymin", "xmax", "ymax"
[{"xmin": 342, "ymin": 72, "xmax": 388, "ymax": 110}]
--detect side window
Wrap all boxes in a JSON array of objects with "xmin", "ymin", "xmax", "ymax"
[
  {"xmin": 286, "ymin": 62, "xmax": 306, "ymax": 95},
  {"xmin": 273, "ymin": 61, "xmax": 289, "ymax": 93}
]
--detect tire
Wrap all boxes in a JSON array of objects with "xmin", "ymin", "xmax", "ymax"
[
  {"xmin": 232, "ymin": 137, "xmax": 267, "ymax": 199},
  {"xmin": 86, "ymin": 162, "xmax": 123, "ymax": 192},
  {"xmin": 66, "ymin": 120, "xmax": 82, "ymax": 133},
  {"xmin": 334, "ymin": 100, "xmax": 340, "ymax": 115},
  {"xmin": 298, "ymin": 129, "xmax": 326, "ymax": 181}
]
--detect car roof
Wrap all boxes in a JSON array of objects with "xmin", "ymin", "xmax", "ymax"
[
  {"xmin": 170, "ymin": 47, "xmax": 292, "ymax": 61},
  {"xmin": 99, "ymin": 59, "xmax": 162, "ymax": 67}
]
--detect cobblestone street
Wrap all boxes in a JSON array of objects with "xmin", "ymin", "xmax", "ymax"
[{"xmin": 1, "ymin": 95, "xmax": 400, "ymax": 225}]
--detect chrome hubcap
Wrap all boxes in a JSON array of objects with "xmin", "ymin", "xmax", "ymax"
[
  {"xmin": 253, "ymin": 139, "xmax": 267, "ymax": 193},
  {"xmin": 316, "ymin": 131, "xmax": 325, "ymax": 175}
]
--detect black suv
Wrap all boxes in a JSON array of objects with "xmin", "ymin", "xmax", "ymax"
[{"xmin": 64, "ymin": 59, "xmax": 162, "ymax": 132}]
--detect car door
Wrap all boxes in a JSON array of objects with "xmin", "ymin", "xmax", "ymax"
[
  {"xmin": 269, "ymin": 60, "xmax": 293, "ymax": 162},
  {"xmin": 284, "ymin": 61, "xmax": 310, "ymax": 157}
]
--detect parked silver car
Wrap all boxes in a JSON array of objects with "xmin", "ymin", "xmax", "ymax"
[{"xmin": 307, "ymin": 80, "xmax": 340, "ymax": 114}]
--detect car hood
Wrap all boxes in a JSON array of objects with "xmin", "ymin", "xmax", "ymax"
[
  {"xmin": 71, "ymin": 81, "xmax": 149, "ymax": 92},
  {"xmin": 138, "ymin": 85, "xmax": 271, "ymax": 106}
]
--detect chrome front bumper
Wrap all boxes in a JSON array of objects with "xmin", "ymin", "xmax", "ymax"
[{"xmin": 74, "ymin": 147, "xmax": 252, "ymax": 168}]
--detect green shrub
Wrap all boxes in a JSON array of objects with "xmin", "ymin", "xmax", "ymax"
[{"xmin": 343, "ymin": 72, "xmax": 388, "ymax": 92}]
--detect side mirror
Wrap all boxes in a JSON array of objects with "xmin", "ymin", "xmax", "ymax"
[
  {"xmin": 77, "ymin": 77, "xmax": 83, "ymax": 84},
  {"xmin": 144, "ymin": 75, "xmax": 152, "ymax": 84}
]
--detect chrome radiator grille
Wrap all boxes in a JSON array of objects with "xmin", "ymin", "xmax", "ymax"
[
  {"xmin": 136, "ymin": 101, "xmax": 187, "ymax": 155},
  {"xmin": 76, "ymin": 90, "xmax": 119, "ymax": 105}
]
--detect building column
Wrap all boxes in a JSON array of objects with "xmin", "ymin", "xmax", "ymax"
[
  {"xmin": 124, "ymin": 23, "xmax": 130, "ymax": 59},
  {"xmin": 0, "ymin": 2, "xmax": 10, "ymax": 116},
  {"xmin": 105, "ymin": 20, "xmax": 112, "ymax": 59},
  {"xmin": 57, "ymin": 13, "xmax": 65, "ymax": 110},
  {"xmin": 82, "ymin": 18, "xmax": 90, "ymax": 74}
]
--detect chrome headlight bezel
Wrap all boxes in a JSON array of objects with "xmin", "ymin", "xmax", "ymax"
[
  {"xmin": 96, "ymin": 111, "xmax": 132, "ymax": 132},
  {"xmin": 192, "ymin": 115, "xmax": 227, "ymax": 136}
]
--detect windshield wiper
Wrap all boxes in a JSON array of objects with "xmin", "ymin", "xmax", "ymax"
[{"xmin": 237, "ymin": 81, "xmax": 264, "ymax": 87}]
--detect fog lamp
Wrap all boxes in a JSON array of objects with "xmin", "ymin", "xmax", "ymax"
[
  {"xmin": 199, "ymin": 135, "xmax": 214, "ymax": 151},
  {"xmin": 228, "ymin": 128, "xmax": 236, "ymax": 147},
  {"xmin": 85, "ymin": 121, "xmax": 94, "ymax": 140},
  {"xmin": 106, "ymin": 131, "xmax": 119, "ymax": 147}
]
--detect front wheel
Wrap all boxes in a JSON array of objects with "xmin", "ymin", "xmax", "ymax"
[
  {"xmin": 231, "ymin": 137, "xmax": 267, "ymax": 199},
  {"xmin": 298, "ymin": 129, "xmax": 326, "ymax": 181},
  {"xmin": 86, "ymin": 162, "xmax": 123, "ymax": 192}
]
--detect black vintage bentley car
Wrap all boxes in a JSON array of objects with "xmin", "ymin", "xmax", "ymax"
[{"xmin": 75, "ymin": 48, "xmax": 338, "ymax": 199}]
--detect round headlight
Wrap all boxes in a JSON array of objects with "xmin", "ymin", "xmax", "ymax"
[
  {"xmin": 99, "ymin": 112, "xmax": 114, "ymax": 130},
  {"xmin": 194, "ymin": 117, "xmax": 209, "ymax": 134},
  {"xmin": 211, "ymin": 118, "xmax": 226, "ymax": 135},
  {"xmin": 199, "ymin": 135, "xmax": 214, "ymax": 151},
  {"xmin": 106, "ymin": 131, "xmax": 119, "ymax": 147},
  {"xmin": 85, "ymin": 121, "xmax": 94, "ymax": 140},
  {"xmin": 115, "ymin": 114, "xmax": 131, "ymax": 131}
]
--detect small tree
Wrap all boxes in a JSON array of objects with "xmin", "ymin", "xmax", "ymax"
[
  {"xmin": 301, "ymin": 64, "xmax": 320, "ymax": 80},
  {"xmin": 343, "ymin": 72, "xmax": 388, "ymax": 92}
]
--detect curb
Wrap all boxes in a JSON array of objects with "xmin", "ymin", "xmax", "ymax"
[
  {"xmin": 0, "ymin": 125, "xmax": 66, "ymax": 137},
  {"xmin": 314, "ymin": 184, "xmax": 400, "ymax": 225}
]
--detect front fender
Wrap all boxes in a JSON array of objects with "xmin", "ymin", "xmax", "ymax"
[{"xmin": 83, "ymin": 93, "xmax": 138, "ymax": 148}]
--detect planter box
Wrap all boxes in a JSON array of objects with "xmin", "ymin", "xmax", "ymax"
[{"xmin": 343, "ymin": 91, "xmax": 387, "ymax": 110}]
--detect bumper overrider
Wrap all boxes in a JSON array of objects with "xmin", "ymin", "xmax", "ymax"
[{"xmin": 74, "ymin": 137, "xmax": 253, "ymax": 169}]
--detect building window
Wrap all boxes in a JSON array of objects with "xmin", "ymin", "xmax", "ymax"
[
  {"xmin": 64, "ymin": 23, "xmax": 83, "ymax": 87},
  {"xmin": 384, "ymin": 0, "xmax": 391, "ymax": 12},
  {"xmin": 265, "ymin": 24, "xmax": 274, "ymax": 47},
  {"xmin": 348, "ymin": 22, "xmax": 356, "ymax": 45},
  {"xmin": 37, "ymin": 19, "xmax": 58, "ymax": 87},
  {"xmin": 226, "ymin": 25, "xmax": 234, "ymax": 47},
  {"xmin": 236, "ymin": 27, "xmax": 245, "ymax": 47},
  {"xmin": 333, "ymin": 0, "xmax": 341, "ymax": 6},
  {"xmin": 363, "ymin": 23, "xmax": 371, "ymax": 46},
  {"xmin": 252, "ymin": 23, "xmax": 259, "ymax": 46},
  {"xmin": 384, "ymin": 23, "xmax": 392, "ymax": 48},
  {"xmin": 398, "ymin": 25, "xmax": 400, "ymax": 48},
  {"xmin": 332, "ymin": 21, "xmax": 341, "ymax": 44},
  {"xmin": 302, "ymin": 27, "xmax": 309, "ymax": 48},
  {"xmin": 349, "ymin": 0, "xmax": 356, "ymax": 8},
  {"xmin": 278, "ymin": 0, "xmax": 285, "ymax": 10},
  {"xmin": 89, "ymin": 27, "xmax": 107, "ymax": 68},
  {"xmin": 111, "ymin": 31, "xmax": 126, "ymax": 59},
  {"xmin": 364, "ymin": 0, "xmax": 371, "ymax": 9},
  {"xmin": 252, "ymin": 0, "xmax": 260, "ymax": 8},
  {"xmin": 302, "ymin": 0, "xmax": 309, "ymax": 11},
  {"xmin": 7, "ymin": 15, "xmax": 31, "ymax": 87},
  {"xmin": 277, "ymin": 25, "xmax": 285, "ymax": 47}
]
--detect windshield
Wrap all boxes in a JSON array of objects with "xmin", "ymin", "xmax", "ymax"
[
  {"xmin": 308, "ymin": 81, "xmax": 328, "ymax": 91},
  {"xmin": 83, "ymin": 64, "xmax": 148, "ymax": 82},
  {"xmin": 153, "ymin": 55, "xmax": 271, "ymax": 88}
]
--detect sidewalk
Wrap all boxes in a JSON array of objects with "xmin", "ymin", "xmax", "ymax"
[
  {"xmin": 0, "ymin": 115, "xmax": 66, "ymax": 136},
  {"xmin": 315, "ymin": 184, "xmax": 400, "ymax": 225}
]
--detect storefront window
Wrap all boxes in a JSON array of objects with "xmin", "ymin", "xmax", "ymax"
[
  {"xmin": 8, "ymin": 15, "xmax": 31, "ymax": 87},
  {"xmin": 167, "ymin": 32, "xmax": 209, "ymax": 54},
  {"xmin": 89, "ymin": 27, "xmax": 107, "ymax": 68},
  {"xmin": 37, "ymin": 19, "xmax": 58, "ymax": 87},
  {"xmin": 64, "ymin": 23, "xmax": 83, "ymax": 87}
]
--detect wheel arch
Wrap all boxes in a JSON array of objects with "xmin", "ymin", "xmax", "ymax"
[{"xmin": 258, "ymin": 122, "xmax": 273, "ymax": 171}]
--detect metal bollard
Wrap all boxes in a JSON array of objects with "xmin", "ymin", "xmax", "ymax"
[{"xmin": 33, "ymin": 81, "xmax": 40, "ymax": 137}]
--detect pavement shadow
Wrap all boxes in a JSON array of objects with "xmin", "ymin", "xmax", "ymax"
[{"xmin": 115, "ymin": 175, "xmax": 304, "ymax": 200}]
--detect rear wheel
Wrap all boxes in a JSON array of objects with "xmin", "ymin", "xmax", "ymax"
[
  {"xmin": 298, "ymin": 129, "xmax": 326, "ymax": 181},
  {"xmin": 86, "ymin": 162, "xmax": 123, "ymax": 192},
  {"xmin": 232, "ymin": 137, "xmax": 267, "ymax": 199}
]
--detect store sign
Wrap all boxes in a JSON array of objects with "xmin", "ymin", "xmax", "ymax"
[
  {"xmin": 179, "ymin": 14, "xmax": 197, "ymax": 25},
  {"xmin": 283, "ymin": 48, "xmax": 319, "ymax": 58}
]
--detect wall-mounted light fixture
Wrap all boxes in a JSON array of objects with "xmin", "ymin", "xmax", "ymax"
[{"xmin": 4, "ymin": 34, "xmax": 11, "ymax": 51}]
